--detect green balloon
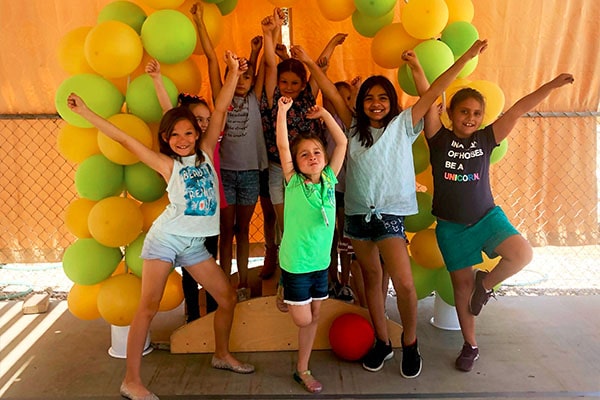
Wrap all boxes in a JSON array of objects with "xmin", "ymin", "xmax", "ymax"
[
  {"xmin": 398, "ymin": 63, "xmax": 418, "ymax": 97},
  {"xmin": 441, "ymin": 21, "xmax": 479, "ymax": 58},
  {"xmin": 141, "ymin": 10, "xmax": 197, "ymax": 64},
  {"xmin": 491, "ymin": 139, "xmax": 509, "ymax": 164},
  {"xmin": 63, "ymin": 238, "xmax": 123, "ymax": 285},
  {"xmin": 203, "ymin": 0, "xmax": 225, "ymax": 3},
  {"xmin": 126, "ymin": 74, "xmax": 178, "ymax": 123},
  {"xmin": 410, "ymin": 257, "xmax": 438, "ymax": 300},
  {"xmin": 354, "ymin": 0, "xmax": 397, "ymax": 18},
  {"xmin": 125, "ymin": 233, "xmax": 146, "ymax": 277},
  {"xmin": 124, "ymin": 162, "xmax": 167, "ymax": 202},
  {"xmin": 405, "ymin": 191, "xmax": 435, "ymax": 233},
  {"xmin": 435, "ymin": 269, "xmax": 455, "ymax": 306},
  {"xmin": 351, "ymin": 8, "xmax": 394, "ymax": 38},
  {"xmin": 412, "ymin": 133, "xmax": 430, "ymax": 174},
  {"xmin": 75, "ymin": 154, "xmax": 124, "ymax": 201},
  {"xmin": 216, "ymin": 0, "xmax": 238, "ymax": 15},
  {"xmin": 414, "ymin": 40, "xmax": 455, "ymax": 84},
  {"xmin": 98, "ymin": 1, "xmax": 147, "ymax": 35},
  {"xmin": 55, "ymin": 74, "xmax": 124, "ymax": 128}
]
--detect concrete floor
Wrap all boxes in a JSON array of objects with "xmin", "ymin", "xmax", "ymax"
[{"xmin": 0, "ymin": 294, "xmax": 599, "ymax": 400}]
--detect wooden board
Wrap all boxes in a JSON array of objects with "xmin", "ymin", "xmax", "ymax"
[{"xmin": 170, "ymin": 296, "xmax": 402, "ymax": 353}]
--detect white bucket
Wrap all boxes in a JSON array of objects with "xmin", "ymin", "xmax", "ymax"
[
  {"xmin": 108, "ymin": 325, "xmax": 153, "ymax": 359},
  {"xmin": 429, "ymin": 293, "xmax": 461, "ymax": 331}
]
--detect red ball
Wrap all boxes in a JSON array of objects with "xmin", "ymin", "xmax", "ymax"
[{"xmin": 329, "ymin": 313, "xmax": 375, "ymax": 361}]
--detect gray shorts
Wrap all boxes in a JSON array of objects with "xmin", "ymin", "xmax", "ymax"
[
  {"xmin": 220, "ymin": 169, "xmax": 260, "ymax": 206},
  {"xmin": 141, "ymin": 229, "xmax": 212, "ymax": 268},
  {"xmin": 268, "ymin": 162, "xmax": 285, "ymax": 205}
]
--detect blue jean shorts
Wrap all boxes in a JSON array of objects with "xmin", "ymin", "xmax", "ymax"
[
  {"xmin": 220, "ymin": 169, "xmax": 260, "ymax": 206},
  {"xmin": 141, "ymin": 229, "xmax": 212, "ymax": 268},
  {"xmin": 344, "ymin": 213, "xmax": 408, "ymax": 242},
  {"xmin": 268, "ymin": 163, "xmax": 285, "ymax": 205},
  {"xmin": 435, "ymin": 206, "xmax": 520, "ymax": 272},
  {"xmin": 281, "ymin": 268, "xmax": 329, "ymax": 306}
]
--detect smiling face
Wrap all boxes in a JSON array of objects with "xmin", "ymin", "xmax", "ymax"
[
  {"xmin": 448, "ymin": 97, "xmax": 485, "ymax": 138},
  {"xmin": 278, "ymin": 71, "xmax": 305, "ymax": 100},
  {"xmin": 163, "ymin": 118, "xmax": 199, "ymax": 157},
  {"xmin": 362, "ymin": 84, "xmax": 390, "ymax": 128},
  {"xmin": 293, "ymin": 137, "xmax": 326, "ymax": 182}
]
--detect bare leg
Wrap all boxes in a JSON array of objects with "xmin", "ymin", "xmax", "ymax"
[
  {"xmin": 484, "ymin": 235, "xmax": 533, "ymax": 290},
  {"xmin": 219, "ymin": 205, "xmax": 236, "ymax": 282},
  {"xmin": 451, "ymin": 268, "xmax": 477, "ymax": 346},
  {"xmin": 235, "ymin": 203, "xmax": 257, "ymax": 289},
  {"xmin": 122, "ymin": 259, "xmax": 172, "ymax": 398}
]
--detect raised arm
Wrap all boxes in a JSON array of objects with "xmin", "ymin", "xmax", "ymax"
[
  {"xmin": 411, "ymin": 39, "xmax": 488, "ymax": 127},
  {"xmin": 308, "ymin": 33, "xmax": 348, "ymax": 98},
  {"xmin": 262, "ymin": 12, "xmax": 280, "ymax": 109},
  {"xmin": 191, "ymin": 1, "xmax": 222, "ymax": 101},
  {"xmin": 202, "ymin": 51, "xmax": 246, "ymax": 157},
  {"xmin": 306, "ymin": 105, "xmax": 347, "ymax": 177},
  {"xmin": 146, "ymin": 59, "xmax": 176, "ymax": 114},
  {"xmin": 492, "ymin": 73, "xmax": 574, "ymax": 143},
  {"xmin": 67, "ymin": 93, "xmax": 172, "ymax": 179},
  {"xmin": 276, "ymin": 96, "xmax": 294, "ymax": 182},
  {"xmin": 291, "ymin": 45, "xmax": 353, "ymax": 129}
]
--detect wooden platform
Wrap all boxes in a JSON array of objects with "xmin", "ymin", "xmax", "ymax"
[{"xmin": 170, "ymin": 296, "xmax": 402, "ymax": 353}]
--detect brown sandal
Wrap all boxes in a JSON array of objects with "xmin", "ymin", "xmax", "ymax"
[{"xmin": 293, "ymin": 370, "xmax": 323, "ymax": 393}]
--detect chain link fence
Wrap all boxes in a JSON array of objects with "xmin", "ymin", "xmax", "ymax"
[{"xmin": 0, "ymin": 113, "xmax": 598, "ymax": 293}]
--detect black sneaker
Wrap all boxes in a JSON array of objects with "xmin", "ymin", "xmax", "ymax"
[
  {"xmin": 362, "ymin": 338, "xmax": 394, "ymax": 372},
  {"xmin": 455, "ymin": 342, "xmax": 479, "ymax": 372},
  {"xmin": 400, "ymin": 333, "xmax": 422, "ymax": 378},
  {"xmin": 336, "ymin": 285, "xmax": 355, "ymax": 303},
  {"xmin": 469, "ymin": 269, "xmax": 496, "ymax": 316}
]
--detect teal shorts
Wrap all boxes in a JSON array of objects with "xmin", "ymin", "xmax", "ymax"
[{"xmin": 435, "ymin": 206, "xmax": 519, "ymax": 272}]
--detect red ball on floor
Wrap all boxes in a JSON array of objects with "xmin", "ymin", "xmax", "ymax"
[{"xmin": 329, "ymin": 313, "xmax": 375, "ymax": 361}]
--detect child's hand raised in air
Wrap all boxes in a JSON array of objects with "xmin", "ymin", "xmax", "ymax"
[
  {"xmin": 251, "ymin": 35, "xmax": 263, "ymax": 52},
  {"xmin": 290, "ymin": 45, "xmax": 310, "ymax": 64},
  {"xmin": 306, "ymin": 104, "xmax": 326, "ymax": 120},
  {"xmin": 66, "ymin": 93, "xmax": 88, "ymax": 114},
  {"xmin": 548, "ymin": 73, "xmax": 575, "ymax": 88},
  {"xmin": 278, "ymin": 96, "xmax": 293, "ymax": 112},
  {"xmin": 145, "ymin": 59, "xmax": 161, "ymax": 79},
  {"xmin": 190, "ymin": 2, "xmax": 204, "ymax": 21},
  {"xmin": 261, "ymin": 15, "xmax": 277, "ymax": 33},
  {"xmin": 224, "ymin": 51, "xmax": 246, "ymax": 76},
  {"xmin": 401, "ymin": 50, "xmax": 422, "ymax": 71},
  {"xmin": 464, "ymin": 39, "xmax": 488, "ymax": 59},
  {"xmin": 274, "ymin": 7, "xmax": 287, "ymax": 26}
]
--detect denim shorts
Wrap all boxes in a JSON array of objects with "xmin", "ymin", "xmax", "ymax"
[
  {"xmin": 281, "ymin": 268, "xmax": 329, "ymax": 305},
  {"xmin": 344, "ymin": 213, "xmax": 408, "ymax": 242},
  {"xmin": 220, "ymin": 169, "xmax": 260, "ymax": 206},
  {"xmin": 259, "ymin": 168, "xmax": 270, "ymax": 198},
  {"xmin": 268, "ymin": 163, "xmax": 285, "ymax": 205},
  {"xmin": 435, "ymin": 206, "xmax": 520, "ymax": 272},
  {"xmin": 141, "ymin": 229, "xmax": 212, "ymax": 268}
]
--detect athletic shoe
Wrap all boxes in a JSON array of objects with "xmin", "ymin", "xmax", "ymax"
[
  {"xmin": 455, "ymin": 342, "xmax": 479, "ymax": 372},
  {"xmin": 469, "ymin": 269, "xmax": 496, "ymax": 316},
  {"xmin": 336, "ymin": 285, "xmax": 355, "ymax": 303},
  {"xmin": 362, "ymin": 338, "xmax": 394, "ymax": 372},
  {"xmin": 400, "ymin": 333, "xmax": 422, "ymax": 378}
]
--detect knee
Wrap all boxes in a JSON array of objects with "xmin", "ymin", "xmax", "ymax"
[
  {"xmin": 392, "ymin": 279, "xmax": 416, "ymax": 300},
  {"xmin": 217, "ymin": 288, "xmax": 238, "ymax": 311}
]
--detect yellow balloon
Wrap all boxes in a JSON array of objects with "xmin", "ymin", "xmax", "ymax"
[
  {"xmin": 159, "ymin": 271, "xmax": 184, "ymax": 311},
  {"xmin": 88, "ymin": 196, "xmax": 143, "ymax": 248},
  {"xmin": 468, "ymin": 80, "xmax": 505, "ymax": 127},
  {"xmin": 97, "ymin": 274, "xmax": 142, "ymax": 326},
  {"xmin": 401, "ymin": 0, "xmax": 449, "ymax": 40},
  {"xmin": 140, "ymin": 193, "xmax": 170, "ymax": 231},
  {"xmin": 317, "ymin": 0, "xmax": 356, "ymax": 21},
  {"xmin": 112, "ymin": 260, "xmax": 128, "ymax": 276},
  {"xmin": 141, "ymin": 0, "xmax": 185, "ymax": 9},
  {"xmin": 68, "ymin": 283, "xmax": 102, "ymax": 320},
  {"xmin": 409, "ymin": 228, "xmax": 445, "ymax": 269},
  {"xmin": 371, "ymin": 23, "xmax": 421, "ymax": 69},
  {"xmin": 98, "ymin": 113, "xmax": 153, "ymax": 165},
  {"xmin": 160, "ymin": 58, "xmax": 202, "ymax": 96},
  {"xmin": 178, "ymin": 1, "xmax": 223, "ymax": 56},
  {"xmin": 445, "ymin": 0, "xmax": 474, "ymax": 23},
  {"xmin": 84, "ymin": 21, "xmax": 144, "ymax": 78},
  {"xmin": 57, "ymin": 123, "xmax": 100, "ymax": 163},
  {"xmin": 65, "ymin": 198, "xmax": 97, "ymax": 238},
  {"xmin": 58, "ymin": 26, "xmax": 95, "ymax": 75}
]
